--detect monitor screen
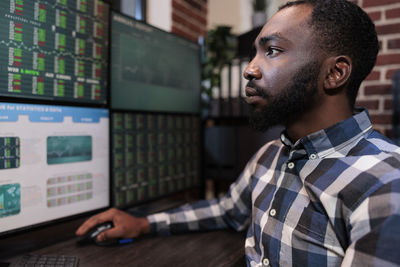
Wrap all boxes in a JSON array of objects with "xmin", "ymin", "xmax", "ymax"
[
  {"xmin": 0, "ymin": 102, "xmax": 109, "ymax": 235},
  {"xmin": 111, "ymin": 11, "xmax": 201, "ymax": 113},
  {"xmin": 0, "ymin": 0, "xmax": 109, "ymax": 104},
  {"xmin": 111, "ymin": 111, "xmax": 200, "ymax": 207}
]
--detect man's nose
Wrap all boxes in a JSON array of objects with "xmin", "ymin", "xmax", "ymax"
[{"xmin": 243, "ymin": 59, "xmax": 262, "ymax": 81}]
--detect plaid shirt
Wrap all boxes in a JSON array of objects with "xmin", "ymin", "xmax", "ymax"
[{"xmin": 148, "ymin": 109, "xmax": 400, "ymax": 267}]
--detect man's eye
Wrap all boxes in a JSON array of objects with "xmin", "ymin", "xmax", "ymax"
[{"xmin": 265, "ymin": 47, "xmax": 280, "ymax": 57}]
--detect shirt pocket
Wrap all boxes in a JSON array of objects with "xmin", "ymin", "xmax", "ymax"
[{"xmin": 289, "ymin": 206, "xmax": 338, "ymax": 247}]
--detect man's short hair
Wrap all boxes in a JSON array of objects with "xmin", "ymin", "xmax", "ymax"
[{"xmin": 279, "ymin": 0, "xmax": 379, "ymax": 108}]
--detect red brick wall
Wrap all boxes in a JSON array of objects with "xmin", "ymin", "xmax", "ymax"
[
  {"xmin": 353, "ymin": 0, "xmax": 400, "ymax": 137},
  {"xmin": 171, "ymin": 0, "xmax": 208, "ymax": 43}
]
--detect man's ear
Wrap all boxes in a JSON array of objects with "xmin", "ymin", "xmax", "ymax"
[{"xmin": 323, "ymin": 56, "xmax": 352, "ymax": 91}]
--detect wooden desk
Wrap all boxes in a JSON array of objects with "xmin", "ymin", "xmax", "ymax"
[{"xmin": 1, "ymin": 219, "xmax": 246, "ymax": 267}]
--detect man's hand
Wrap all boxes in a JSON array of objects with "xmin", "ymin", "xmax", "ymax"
[{"xmin": 75, "ymin": 208, "xmax": 150, "ymax": 243}]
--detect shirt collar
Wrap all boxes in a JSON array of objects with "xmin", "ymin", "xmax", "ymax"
[{"xmin": 280, "ymin": 108, "xmax": 373, "ymax": 159}]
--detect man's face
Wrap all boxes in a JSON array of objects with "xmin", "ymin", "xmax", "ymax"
[
  {"xmin": 247, "ymin": 60, "xmax": 320, "ymax": 132},
  {"xmin": 243, "ymin": 5, "xmax": 322, "ymax": 131}
]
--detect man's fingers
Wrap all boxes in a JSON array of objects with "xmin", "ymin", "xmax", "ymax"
[
  {"xmin": 97, "ymin": 227, "xmax": 123, "ymax": 242},
  {"xmin": 75, "ymin": 210, "xmax": 113, "ymax": 235},
  {"xmin": 76, "ymin": 216, "xmax": 101, "ymax": 235}
]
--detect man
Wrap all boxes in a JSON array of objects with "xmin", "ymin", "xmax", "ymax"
[{"xmin": 77, "ymin": 0, "xmax": 400, "ymax": 266}]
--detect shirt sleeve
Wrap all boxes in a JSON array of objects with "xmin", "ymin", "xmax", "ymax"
[
  {"xmin": 341, "ymin": 178, "xmax": 400, "ymax": 266},
  {"xmin": 146, "ymin": 149, "xmax": 262, "ymax": 235}
]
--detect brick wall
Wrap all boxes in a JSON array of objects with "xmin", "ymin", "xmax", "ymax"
[
  {"xmin": 171, "ymin": 0, "xmax": 208, "ymax": 43},
  {"xmin": 353, "ymin": 0, "xmax": 400, "ymax": 137}
]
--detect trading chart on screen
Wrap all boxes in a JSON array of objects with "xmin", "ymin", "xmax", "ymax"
[{"xmin": 0, "ymin": 0, "xmax": 109, "ymax": 104}]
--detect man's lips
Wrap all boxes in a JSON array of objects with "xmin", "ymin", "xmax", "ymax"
[
  {"xmin": 245, "ymin": 80, "xmax": 265, "ymax": 97},
  {"xmin": 245, "ymin": 86, "xmax": 259, "ymax": 97},
  {"xmin": 245, "ymin": 81, "xmax": 267, "ymax": 106},
  {"xmin": 245, "ymin": 87, "xmax": 266, "ymax": 106}
]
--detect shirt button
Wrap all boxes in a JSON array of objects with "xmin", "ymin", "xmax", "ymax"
[
  {"xmin": 269, "ymin": 209, "xmax": 276, "ymax": 217},
  {"xmin": 263, "ymin": 258, "xmax": 270, "ymax": 266},
  {"xmin": 310, "ymin": 153, "xmax": 317, "ymax": 159},
  {"xmin": 287, "ymin": 162, "xmax": 295, "ymax": 169}
]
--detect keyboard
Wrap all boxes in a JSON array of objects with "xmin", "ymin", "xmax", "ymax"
[{"xmin": 16, "ymin": 254, "xmax": 79, "ymax": 267}]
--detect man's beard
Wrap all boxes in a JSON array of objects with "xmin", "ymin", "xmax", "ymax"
[{"xmin": 248, "ymin": 61, "xmax": 320, "ymax": 132}]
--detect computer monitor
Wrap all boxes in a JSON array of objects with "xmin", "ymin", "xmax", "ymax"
[
  {"xmin": 111, "ymin": 111, "xmax": 200, "ymax": 207},
  {"xmin": 0, "ymin": 0, "xmax": 109, "ymax": 104},
  {"xmin": 110, "ymin": 11, "xmax": 201, "ymax": 113},
  {"xmin": 0, "ymin": 102, "xmax": 109, "ymax": 236},
  {"xmin": 109, "ymin": 12, "xmax": 202, "ymax": 208}
]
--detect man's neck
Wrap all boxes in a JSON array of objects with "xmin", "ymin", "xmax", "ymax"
[{"xmin": 285, "ymin": 103, "xmax": 353, "ymax": 143}]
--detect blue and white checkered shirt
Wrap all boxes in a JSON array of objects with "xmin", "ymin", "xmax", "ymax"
[{"xmin": 148, "ymin": 109, "xmax": 400, "ymax": 267}]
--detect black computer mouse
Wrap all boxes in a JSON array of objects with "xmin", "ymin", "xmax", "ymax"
[{"xmin": 77, "ymin": 221, "xmax": 115, "ymax": 246}]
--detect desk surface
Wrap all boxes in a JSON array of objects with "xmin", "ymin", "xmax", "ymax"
[
  {"xmin": 4, "ymin": 228, "xmax": 246, "ymax": 267},
  {"xmin": 1, "ymin": 199, "xmax": 246, "ymax": 266}
]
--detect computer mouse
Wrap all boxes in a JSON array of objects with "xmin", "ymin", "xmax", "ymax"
[{"xmin": 77, "ymin": 221, "xmax": 115, "ymax": 246}]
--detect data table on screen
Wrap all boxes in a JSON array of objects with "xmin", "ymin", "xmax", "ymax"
[{"xmin": 0, "ymin": 0, "xmax": 109, "ymax": 104}]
